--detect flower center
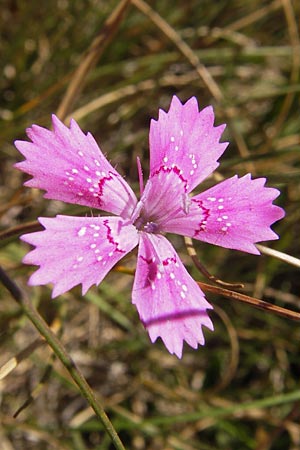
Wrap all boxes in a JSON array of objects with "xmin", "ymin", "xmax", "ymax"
[
  {"xmin": 133, "ymin": 213, "xmax": 160, "ymax": 233},
  {"xmin": 130, "ymin": 159, "xmax": 161, "ymax": 233},
  {"xmin": 131, "ymin": 200, "xmax": 160, "ymax": 233}
]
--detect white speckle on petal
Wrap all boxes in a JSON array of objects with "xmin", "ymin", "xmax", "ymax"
[
  {"xmin": 180, "ymin": 129, "xmax": 183, "ymax": 136},
  {"xmin": 94, "ymin": 233, "xmax": 99, "ymax": 238},
  {"xmin": 86, "ymin": 178, "xmax": 92, "ymax": 183},
  {"xmin": 72, "ymin": 168, "xmax": 78, "ymax": 174},
  {"xmin": 180, "ymin": 291, "xmax": 186, "ymax": 299},
  {"xmin": 218, "ymin": 198, "xmax": 224, "ymax": 202},
  {"xmin": 84, "ymin": 165, "xmax": 89, "ymax": 171},
  {"xmin": 190, "ymin": 170, "xmax": 194, "ymax": 175},
  {"xmin": 182, "ymin": 284, "xmax": 187, "ymax": 292},
  {"xmin": 158, "ymin": 264, "xmax": 164, "ymax": 274},
  {"xmin": 97, "ymin": 255, "xmax": 103, "ymax": 261},
  {"xmin": 78, "ymin": 227, "xmax": 86, "ymax": 237},
  {"xmin": 170, "ymin": 272, "xmax": 175, "ymax": 279},
  {"xmin": 90, "ymin": 244, "xmax": 96, "ymax": 249},
  {"xmin": 175, "ymin": 145, "xmax": 179, "ymax": 151},
  {"xmin": 96, "ymin": 171, "xmax": 101, "ymax": 176},
  {"xmin": 221, "ymin": 226, "xmax": 228, "ymax": 232},
  {"xmin": 217, "ymin": 217, "xmax": 222, "ymax": 222},
  {"xmin": 208, "ymin": 197, "xmax": 216, "ymax": 202},
  {"xmin": 218, "ymin": 205, "xmax": 224, "ymax": 210},
  {"xmin": 94, "ymin": 159, "xmax": 100, "ymax": 166},
  {"xmin": 89, "ymin": 187, "xmax": 94, "ymax": 192},
  {"xmin": 78, "ymin": 192, "xmax": 84, "ymax": 196},
  {"xmin": 170, "ymin": 136, "xmax": 175, "ymax": 142},
  {"xmin": 78, "ymin": 151, "xmax": 84, "ymax": 157},
  {"xmin": 77, "ymin": 256, "xmax": 83, "ymax": 262},
  {"xmin": 222, "ymin": 215, "xmax": 228, "ymax": 220},
  {"xmin": 163, "ymin": 156, "xmax": 168, "ymax": 163},
  {"xmin": 157, "ymin": 272, "xmax": 162, "ymax": 280}
]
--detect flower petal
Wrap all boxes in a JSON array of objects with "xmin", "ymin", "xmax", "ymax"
[
  {"xmin": 15, "ymin": 115, "xmax": 137, "ymax": 219},
  {"xmin": 163, "ymin": 174, "xmax": 285, "ymax": 254},
  {"xmin": 149, "ymin": 95, "xmax": 228, "ymax": 193},
  {"xmin": 132, "ymin": 233, "xmax": 213, "ymax": 358},
  {"xmin": 136, "ymin": 166, "xmax": 188, "ymax": 231},
  {"xmin": 21, "ymin": 215, "xmax": 139, "ymax": 297}
]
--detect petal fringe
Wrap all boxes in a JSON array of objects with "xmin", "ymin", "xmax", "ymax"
[
  {"xmin": 149, "ymin": 95, "xmax": 228, "ymax": 193},
  {"xmin": 163, "ymin": 174, "xmax": 285, "ymax": 254},
  {"xmin": 132, "ymin": 233, "xmax": 213, "ymax": 358},
  {"xmin": 22, "ymin": 215, "xmax": 139, "ymax": 297},
  {"xmin": 15, "ymin": 115, "xmax": 137, "ymax": 218}
]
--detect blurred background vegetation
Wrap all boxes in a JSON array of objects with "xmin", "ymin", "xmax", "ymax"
[{"xmin": 1, "ymin": 0, "xmax": 300, "ymax": 449}]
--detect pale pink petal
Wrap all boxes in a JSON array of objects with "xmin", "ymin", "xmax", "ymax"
[
  {"xmin": 163, "ymin": 174, "xmax": 285, "ymax": 254},
  {"xmin": 21, "ymin": 215, "xmax": 139, "ymax": 297},
  {"xmin": 132, "ymin": 233, "xmax": 213, "ymax": 358},
  {"xmin": 15, "ymin": 115, "xmax": 137, "ymax": 219},
  {"xmin": 149, "ymin": 95, "xmax": 228, "ymax": 193},
  {"xmin": 134, "ymin": 166, "xmax": 188, "ymax": 232}
]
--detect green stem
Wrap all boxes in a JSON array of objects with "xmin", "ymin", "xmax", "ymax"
[{"xmin": 0, "ymin": 265, "xmax": 126, "ymax": 450}]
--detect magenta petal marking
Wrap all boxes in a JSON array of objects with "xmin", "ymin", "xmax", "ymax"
[
  {"xmin": 149, "ymin": 95, "xmax": 228, "ymax": 193},
  {"xmin": 21, "ymin": 215, "xmax": 139, "ymax": 297},
  {"xmin": 132, "ymin": 233, "xmax": 213, "ymax": 358},
  {"xmin": 14, "ymin": 115, "xmax": 137, "ymax": 219},
  {"xmin": 163, "ymin": 174, "xmax": 285, "ymax": 254}
]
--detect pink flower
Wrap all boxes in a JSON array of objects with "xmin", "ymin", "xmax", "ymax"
[{"xmin": 15, "ymin": 96, "xmax": 284, "ymax": 358}]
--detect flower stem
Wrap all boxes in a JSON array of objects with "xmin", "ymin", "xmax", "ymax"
[
  {"xmin": 0, "ymin": 221, "xmax": 41, "ymax": 242},
  {"xmin": 199, "ymin": 280, "xmax": 300, "ymax": 322},
  {"xmin": 0, "ymin": 265, "xmax": 126, "ymax": 450}
]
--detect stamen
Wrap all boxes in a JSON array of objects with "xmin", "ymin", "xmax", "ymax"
[
  {"xmin": 137, "ymin": 156, "xmax": 144, "ymax": 197},
  {"xmin": 181, "ymin": 194, "xmax": 191, "ymax": 215}
]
